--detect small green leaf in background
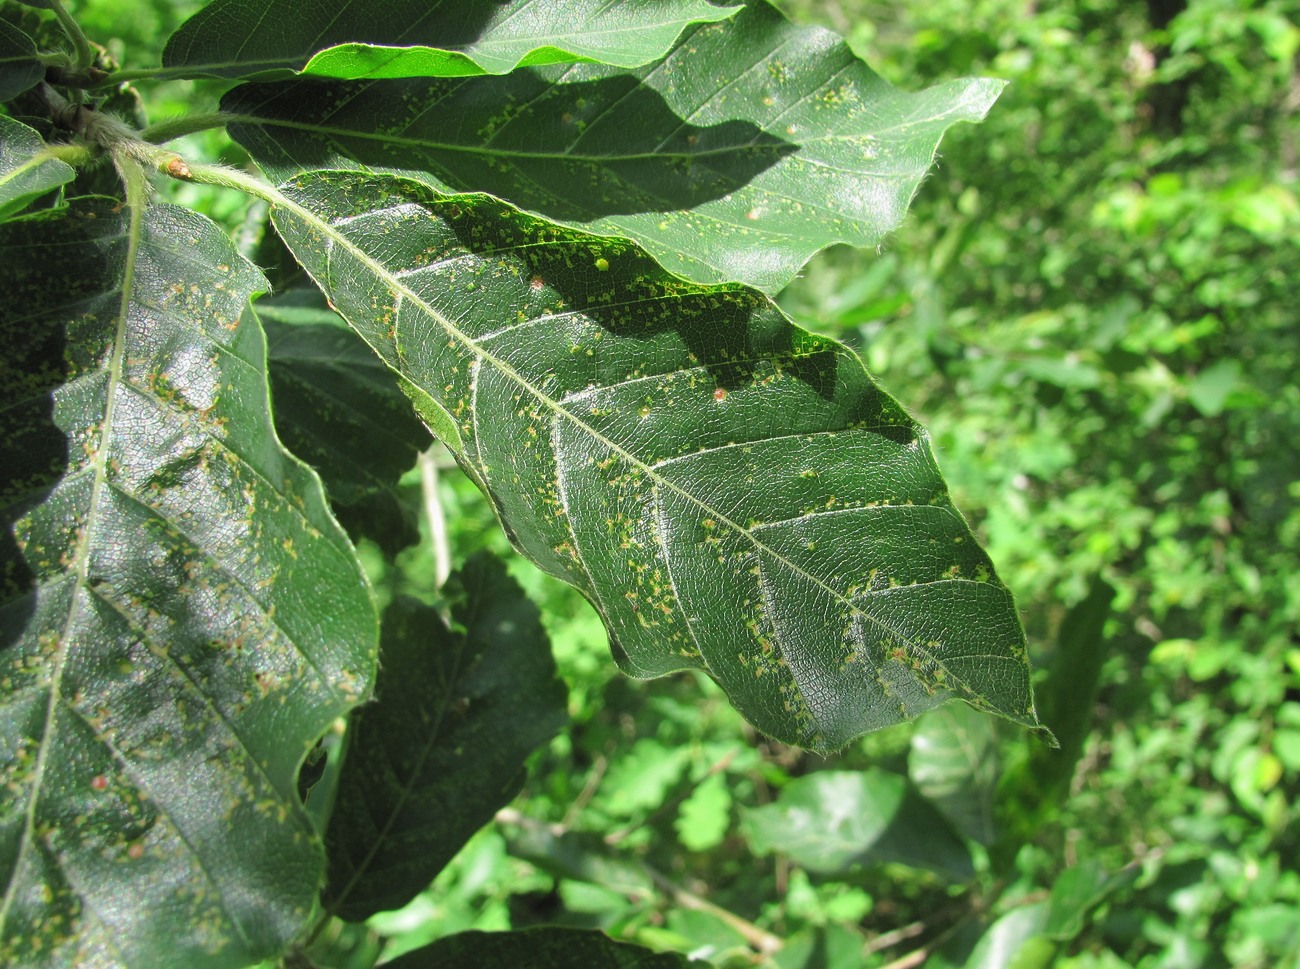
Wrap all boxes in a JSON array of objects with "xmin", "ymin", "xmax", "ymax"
[
  {"xmin": 774, "ymin": 924, "xmax": 870, "ymax": 969},
  {"xmin": 0, "ymin": 18, "xmax": 42, "ymax": 100},
  {"xmin": 268, "ymin": 170, "xmax": 1048, "ymax": 751},
  {"xmin": 163, "ymin": 0, "xmax": 741, "ymax": 79},
  {"xmin": 383, "ymin": 926, "xmax": 710, "ymax": 969},
  {"xmin": 322, "ymin": 554, "xmax": 568, "ymax": 923},
  {"xmin": 742, "ymin": 769, "xmax": 973, "ymax": 879},
  {"xmin": 946, "ymin": 903, "xmax": 1054, "ymax": 969},
  {"xmin": 225, "ymin": 0, "xmax": 1004, "ymax": 293},
  {"xmin": 1043, "ymin": 859, "xmax": 1138, "ymax": 940},
  {"xmin": 909, "ymin": 700, "xmax": 1001, "ymax": 844},
  {"xmin": 0, "ymin": 117, "xmax": 76, "ymax": 221},
  {"xmin": 0, "ymin": 200, "xmax": 376, "ymax": 968},
  {"xmin": 259, "ymin": 290, "xmax": 431, "ymax": 557},
  {"xmin": 598, "ymin": 738, "xmax": 691, "ymax": 819},
  {"xmin": 675, "ymin": 771, "xmax": 732, "ymax": 852},
  {"xmin": 1033, "ymin": 577, "xmax": 1115, "ymax": 795}
]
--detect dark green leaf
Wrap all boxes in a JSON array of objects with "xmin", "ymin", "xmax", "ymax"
[
  {"xmin": 224, "ymin": 0, "xmax": 1003, "ymax": 293},
  {"xmin": 260, "ymin": 289, "xmax": 430, "ymax": 556},
  {"xmin": 0, "ymin": 18, "xmax": 42, "ymax": 100},
  {"xmin": 1034, "ymin": 577, "xmax": 1115, "ymax": 793},
  {"xmin": 164, "ymin": 0, "xmax": 740, "ymax": 80},
  {"xmin": 909, "ymin": 701, "xmax": 1000, "ymax": 844},
  {"xmin": 385, "ymin": 927, "xmax": 708, "ymax": 969},
  {"xmin": 323, "ymin": 555, "xmax": 567, "ymax": 922},
  {"xmin": 268, "ymin": 170, "xmax": 1047, "ymax": 751},
  {"xmin": 0, "ymin": 200, "xmax": 377, "ymax": 968},
  {"xmin": 0, "ymin": 117, "xmax": 75, "ymax": 221},
  {"xmin": 742, "ymin": 768, "xmax": 973, "ymax": 879}
]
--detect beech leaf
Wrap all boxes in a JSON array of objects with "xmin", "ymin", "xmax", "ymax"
[
  {"xmin": 224, "ymin": 0, "xmax": 1003, "ymax": 293},
  {"xmin": 0, "ymin": 200, "xmax": 376, "ymax": 968},
  {"xmin": 265, "ymin": 170, "xmax": 1049, "ymax": 751},
  {"xmin": 163, "ymin": 0, "xmax": 741, "ymax": 80}
]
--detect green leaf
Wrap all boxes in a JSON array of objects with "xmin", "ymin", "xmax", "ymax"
[
  {"xmin": 1034, "ymin": 577, "xmax": 1114, "ymax": 793},
  {"xmin": 599, "ymin": 738, "xmax": 691, "ymax": 818},
  {"xmin": 259, "ymin": 290, "xmax": 430, "ymax": 556},
  {"xmin": 742, "ymin": 769, "xmax": 973, "ymax": 879},
  {"xmin": 322, "ymin": 555, "xmax": 567, "ymax": 922},
  {"xmin": 953, "ymin": 903, "xmax": 1055, "ymax": 969},
  {"xmin": 267, "ymin": 169, "xmax": 1047, "ymax": 750},
  {"xmin": 0, "ymin": 200, "xmax": 377, "ymax": 968},
  {"xmin": 384, "ymin": 927, "xmax": 708, "ymax": 969},
  {"xmin": 1042, "ymin": 860, "xmax": 1137, "ymax": 940},
  {"xmin": 0, "ymin": 18, "xmax": 42, "ymax": 100},
  {"xmin": 224, "ymin": 0, "xmax": 1004, "ymax": 293},
  {"xmin": 163, "ymin": 0, "xmax": 741, "ymax": 80},
  {"xmin": 909, "ymin": 701, "xmax": 1001, "ymax": 844},
  {"xmin": 0, "ymin": 117, "xmax": 75, "ymax": 221},
  {"xmin": 675, "ymin": 771, "xmax": 731, "ymax": 852}
]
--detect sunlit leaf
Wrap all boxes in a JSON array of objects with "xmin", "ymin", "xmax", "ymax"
[
  {"xmin": 675, "ymin": 771, "xmax": 731, "ymax": 852},
  {"xmin": 0, "ymin": 19, "xmax": 42, "ymax": 100},
  {"xmin": 163, "ymin": 0, "xmax": 740, "ymax": 80},
  {"xmin": 0, "ymin": 200, "xmax": 377, "ymax": 968},
  {"xmin": 0, "ymin": 117, "xmax": 75, "ymax": 221},
  {"xmin": 950, "ymin": 903, "xmax": 1054, "ymax": 969},
  {"xmin": 385, "ymin": 927, "xmax": 708, "ymax": 968},
  {"xmin": 266, "ymin": 168, "xmax": 1048, "ymax": 750},
  {"xmin": 224, "ymin": 0, "xmax": 1003, "ymax": 293},
  {"xmin": 323, "ymin": 556, "xmax": 566, "ymax": 922},
  {"xmin": 741, "ymin": 769, "xmax": 972, "ymax": 879}
]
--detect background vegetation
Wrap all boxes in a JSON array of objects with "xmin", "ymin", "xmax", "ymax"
[{"xmin": 9, "ymin": 0, "xmax": 1299, "ymax": 966}]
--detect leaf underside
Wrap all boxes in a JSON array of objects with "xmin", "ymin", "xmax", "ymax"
[
  {"xmin": 268, "ymin": 170, "xmax": 1045, "ymax": 751},
  {"xmin": 0, "ymin": 117, "xmax": 76, "ymax": 221},
  {"xmin": 0, "ymin": 201, "xmax": 376, "ymax": 968},
  {"xmin": 224, "ymin": 0, "xmax": 1004, "ymax": 294},
  {"xmin": 163, "ymin": 0, "xmax": 741, "ymax": 79},
  {"xmin": 323, "ymin": 556, "xmax": 567, "ymax": 922}
]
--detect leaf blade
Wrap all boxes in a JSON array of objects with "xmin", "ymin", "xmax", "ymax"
[
  {"xmin": 322, "ymin": 556, "xmax": 567, "ymax": 922},
  {"xmin": 266, "ymin": 169, "xmax": 1046, "ymax": 751},
  {"xmin": 163, "ymin": 0, "xmax": 741, "ymax": 79},
  {"xmin": 741, "ymin": 769, "xmax": 973, "ymax": 879},
  {"xmin": 225, "ymin": 1, "xmax": 1004, "ymax": 292},
  {"xmin": 0, "ymin": 117, "xmax": 75, "ymax": 221},
  {"xmin": 0, "ymin": 19, "xmax": 43, "ymax": 101},
  {"xmin": 0, "ymin": 200, "xmax": 377, "ymax": 968}
]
